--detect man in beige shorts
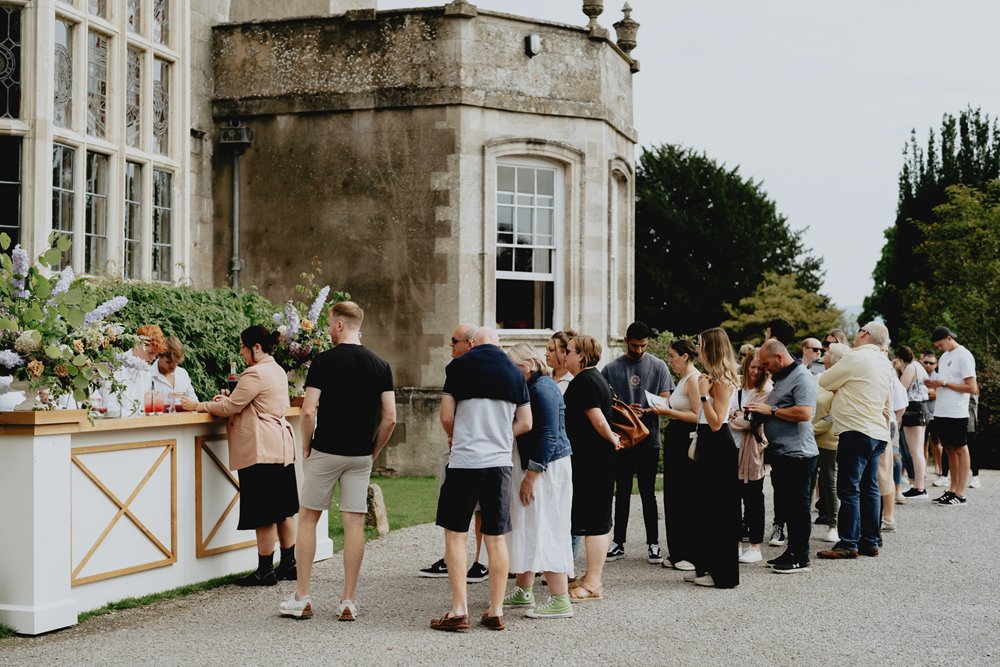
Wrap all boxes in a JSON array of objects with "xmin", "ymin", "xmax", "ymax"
[{"xmin": 279, "ymin": 301, "xmax": 396, "ymax": 621}]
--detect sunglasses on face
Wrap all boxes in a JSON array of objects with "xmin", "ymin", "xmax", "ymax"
[
  {"xmin": 451, "ymin": 337, "xmax": 468, "ymax": 345},
  {"xmin": 804, "ymin": 346, "xmax": 822, "ymax": 352}
]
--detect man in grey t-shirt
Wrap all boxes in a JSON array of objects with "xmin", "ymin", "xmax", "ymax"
[
  {"xmin": 747, "ymin": 339, "xmax": 818, "ymax": 573},
  {"xmin": 601, "ymin": 322, "xmax": 674, "ymax": 565}
]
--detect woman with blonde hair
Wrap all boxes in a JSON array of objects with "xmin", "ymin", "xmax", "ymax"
[
  {"xmin": 729, "ymin": 348, "xmax": 771, "ymax": 564},
  {"xmin": 563, "ymin": 335, "xmax": 622, "ymax": 601},
  {"xmin": 689, "ymin": 328, "xmax": 740, "ymax": 588},
  {"xmin": 502, "ymin": 343, "xmax": 575, "ymax": 619}
]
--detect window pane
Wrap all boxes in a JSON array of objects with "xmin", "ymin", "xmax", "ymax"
[
  {"xmin": 152, "ymin": 170, "xmax": 173, "ymax": 281},
  {"xmin": 126, "ymin": 48, "xmax": 142, "ymax": 147},
  {"xmin": 0, "ymin": 6, "xmax": 22, "ymax": 119},
  {"xmin": 89, "ymin": 1, "xmax": 108, "ymax": 19},
  {"xmin": 496, "ymin": 279, "xmax": 553, "ymax": 330},
  {"xmin": 498, "ymin": 166, "xmax": 515, "ymax": 192},
  {"xmin": 87, "ymin": 32, "xmax": 108, "ymax": 138},
  {"xmin": 516, "ymin": 207, "xmax": 532, "ymax": 237},
  {"xmin": 496, "ymin": 245, "xmax": 513, "ymax": 272},
  {"xmin": 516, "ymin": 168, "xmax": 534, "ymax": 194},
  {"xmin": 536, "ymin": 207, "xmax": 552, "ymax": 237},
  {"xmin": 153, "ymin": 59, "xmax": 170, "ymax": 155},
  {"xmin": 85, "ymin": 153, "xmax": 108, "ymax": 274},
  {"xmin": 127, "ymin": 0, "xmax": 141, "ymax": 34},
  {"xmin": 497, "ymin": 205, "xmax": 513, "ymax": 234},
  {"xmin": 124, "ymin": 162, "xmax": 142, "ymax": 279},
  {"xmin": 514, "ymin": 248, "xmax": 533, "ymax": 273},
  {"xmin": 533, "ymin": 248, "xmax": 551, "ymax": 273},
  {"xmin": 537, "ymin": 169, "xmax": 554, "ymax": 196},
  {"xmin": 0, "ymin": 135, "xmax": 21, "ymax": 247},
  {"xmin": 497, "ymin": 193, "xmax": 513, "ymax": 205},
  {"xmin": 54, "ymin": 21, "xmax": 72, "ymax": 128},
  {"xmin": 153, "ymin": 0, "xmax": 169, "ymax": 45},
  {"xmin": 52, "ymin": 145, "xmax": 75, "ymax": 269}
]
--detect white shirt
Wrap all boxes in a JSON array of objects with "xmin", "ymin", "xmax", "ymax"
[
  {"xmin": 891, "ymin": 375, "xmax": 908, "ymax": 413},
  {"xmin": 150, "ymin": 364, "xmax": 199, "ymax": 402},
  {"xmin": 934, "ymin": 345, "xmax": 976, "ymax": 418}
]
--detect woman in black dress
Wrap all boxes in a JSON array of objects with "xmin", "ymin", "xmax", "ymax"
[
  {"xmin": 563, "ymin": 334, "xmax": 623, "ymax": 602},
  {"xmin": 690, "ymin": 327, "xmax": 741, "ymax": 589}
]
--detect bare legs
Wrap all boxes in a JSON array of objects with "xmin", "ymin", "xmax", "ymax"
[
  {"xmin": 947, "ymin": 446, "xmax": 970, "ymax": 496},
  {"xmin": 295, "ymin": 509, "xmax": 321, "ymax": 600},
  {"xmin": 516, "ymin": 571, "xmax": 569, "ymax": 596},
  {"xmin": 254, "ymin": 517, "xmax": 296, "ymax": 556},
  {"xmin": 904, "ymin": 425, "xmax": 927, "ymax": 491},
  {"xmin": 444, "ymin": 529, "xmax": 508, "ymax": 618},
  {"xmin": 579, "ymin": 533, "xmax": 611, "ymax": 591}
]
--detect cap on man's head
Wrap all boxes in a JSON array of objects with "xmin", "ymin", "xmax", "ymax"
[
  {"xmin": 625, "ymin": 321, "xmax": 652, "ymax": 340},
  {"xmin": 931, "ymin": 326, "xmax": 956, "ymax": 342}
]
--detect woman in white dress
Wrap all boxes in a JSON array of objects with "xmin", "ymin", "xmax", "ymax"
[{"xmin": 503, "ymin": 343, "xmax": 575, "ymax": 619}]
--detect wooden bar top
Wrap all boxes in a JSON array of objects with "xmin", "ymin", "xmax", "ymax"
[{"xmin": 0, "ymin": 407, "xmax": 302, "ymax": 437}]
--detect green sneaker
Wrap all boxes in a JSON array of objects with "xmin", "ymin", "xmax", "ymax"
[
  {"xmin": 502, "ymin": 587, "xmax": 535, "ymax": 608},
  {"xmin": 525, "ymin": 594, "xmax": 575, "ymax": 619}
]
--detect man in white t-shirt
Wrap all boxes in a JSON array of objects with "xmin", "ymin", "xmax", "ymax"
[{"xmin": 924, "ymin": 327, "xmax": 978, "ymax": 506}]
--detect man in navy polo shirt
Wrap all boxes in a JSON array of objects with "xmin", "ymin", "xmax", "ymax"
[{"xmin": 430, "ymin": 327, "xmax": 532, "ymax": 632}]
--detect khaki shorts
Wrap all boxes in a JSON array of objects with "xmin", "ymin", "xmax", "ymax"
[{"xmin": 301, "ymin": 450, "xmax": 373, "ymax": 514}]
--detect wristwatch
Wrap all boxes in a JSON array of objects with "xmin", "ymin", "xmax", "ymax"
[
  {"xmin": 700, "ymin": 395, "xmax": 710, "ymax": 403},
  {"xmin": 770, "ymin": 405, "xmax": 778, "ymax": 416}
]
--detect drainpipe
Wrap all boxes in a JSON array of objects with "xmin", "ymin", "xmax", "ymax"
[{"xmin": 219, "ymin": 121, "xmax": 254, "ymax": 289}]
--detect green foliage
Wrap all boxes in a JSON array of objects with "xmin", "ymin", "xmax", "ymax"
[
  {"xmin": 80, "ymin": 281, "xmax": 277, "ymax": 400},
  {"xmin": 635, "ymin": 144, "xmax": 825, "ymax": 334},
  {"xmin": 0, "ymin": 623, "xmax": 14, "ymax": 639},
  {"xmin": 722, "ymin": 272, "xmax": 844, "ymax": 347},
  {"xmin": 862, "ymin": 107, "xmax": 1000, "ymax": 339}
]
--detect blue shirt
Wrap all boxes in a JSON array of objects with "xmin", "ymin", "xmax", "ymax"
[{"xmin": 517, "ymin": 372, "xmax": 572, "ymax": 472}]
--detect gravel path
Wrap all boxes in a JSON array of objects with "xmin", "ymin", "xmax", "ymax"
[{"xmin": 2, "ymin": 472, "xmax": 998, "ymax": 666}]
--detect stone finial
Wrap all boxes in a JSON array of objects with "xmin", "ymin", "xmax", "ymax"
[
  {"xmin": 613, "ymin": 3, "xmax": 639, "ymax": 55},
  {"xmin": 583, "ymin": 0, "xmax": 609, "ymax": 39},
  {"xmin": 444, "ymin": 0, "xmax": 477, "ymax": 17}
]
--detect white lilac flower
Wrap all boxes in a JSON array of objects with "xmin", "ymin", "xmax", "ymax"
[
  {"xmin": 307, "ymin": 286, "xmax": 330, "ymax": 324},
  {"xmin": 277, "ymin": 325, "xmax": 289, "ymax": 341},
  {"xmin": 0, "ymin": 350, "xmax": 24, "ymax": 369},
  {"xmin": 84, "ymin": 296, "xmax": 128, "ymax": 326},
  {"xmin": 116, "ymin": 350, "xmax": 151, "ymax": 376},
  {"xmin": 14, "ymin": 331, "xmax": 41, "ymax": 355},
  {"xmin": 51, "ymin": 267, "xmax": 74, "ymax": 298},
  {"xmin": 11, "ymin": 245, "xmax": 29, "ymax": 298},
  {"xmin": 284, "ymin": 301, "xmax": 300, "ymax": 340},
  {"xmin": 272, "ymin": 312, "xmax": 284, "ymax": 325}
]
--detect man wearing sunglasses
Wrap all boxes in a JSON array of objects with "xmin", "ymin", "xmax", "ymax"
[{"xmin": 800, "ymin": 338, "xmax": 824, "ymax": 376}]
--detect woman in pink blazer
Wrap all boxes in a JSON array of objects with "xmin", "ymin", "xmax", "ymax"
[{"xmin": 183, "ymin": 326, "xmax": 298, "ymax": 586}]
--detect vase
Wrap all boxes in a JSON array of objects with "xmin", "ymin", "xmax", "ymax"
[{"xmin": 4, "ymin": 379, "xmax": 40, "ymax": 411}]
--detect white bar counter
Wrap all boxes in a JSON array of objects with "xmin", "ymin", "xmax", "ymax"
[{"xmin": 0, "ymin": 408, "xmax": 333, "ymax": 635}]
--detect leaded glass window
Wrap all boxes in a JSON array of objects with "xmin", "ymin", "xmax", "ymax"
[
  {"xmin": 88, "ymin": 1, "xmax": 107, "ymax": 19},
  {"xmin": 52, "ymin": 145, "xmax": 76, "ymax": 269},
  {"xmin": 153, "ymin": 0, "xmax": 169, "ymax": 45},
  {"xmin": 153, "ymin": 58, "xmax": 170, "ymax": 155},
  {"xmin": 151, "ymin": 170, "xmax": 172, "ymax": 282},
  {"xmin": 126, "ymin": 0, "xmax": 140, "ymax": 34},
  {"xmin": 54, "ymin": 21, "xmax": 73, "ymax": 129},
  {"xmin": 0, "ymin": 136, "xmax": 21, "ymax": 247},
  {"xmin": 87, "ymin": 32, "xmax": 108, "ymax": 138},
  {"xmin": 85, "ymin": 153, "xmax": 108, "ymax": 274},
  {"xmin": 124, "ymin": 162, "xmax": 142, "ymax": 280},
  {"xmin": 0, "ymin": 6, "xmax": 21, "ymax": 119},
  {"xmin": 495, "ymin": 163, "xmax": 559, "ymax": 330},
  {"xmin": 126, "ymin": 48, "xmax": 142, "ymax": 148}
]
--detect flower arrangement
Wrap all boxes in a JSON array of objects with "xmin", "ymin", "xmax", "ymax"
[
  {"xmin": 0, "ymin": 233, "xmax": 134, "ymax": 408},
  {"xmin": 269, "ymin": 260, "xmax": 349, "ymax": 396}
]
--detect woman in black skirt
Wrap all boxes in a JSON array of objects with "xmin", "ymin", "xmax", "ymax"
[
  {"xmin": 689, "ymin": 327, "xmax": 741, "ymax": 589},
  {"xmin": 183, "ymin": 326, "xmax": 299, "ymax": 586}
]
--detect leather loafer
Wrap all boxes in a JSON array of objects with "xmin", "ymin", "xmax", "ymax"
[
  {"xmin": 859, "ymin": 546, "xmax": 880, "ymax": 557},
  {"xmin": 480, "ymin": 612, "xmax": 505, "ymax": 631},
  {"xmin": 817, "ymin": 546, "xmax": 858, "ymax": 559},
  {"xmin": 430, "ymin": 613, "xmax": 470, "ymax": 632}
]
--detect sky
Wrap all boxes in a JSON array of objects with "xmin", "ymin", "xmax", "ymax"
[{"xmin": 377, "ymin": 0, "xmax": 1000, "ymax": 308}]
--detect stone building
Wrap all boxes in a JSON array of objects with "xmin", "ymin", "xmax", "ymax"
[{"xmin": 0, "ymin": 0, "xmax": 639, "ymax": 475}]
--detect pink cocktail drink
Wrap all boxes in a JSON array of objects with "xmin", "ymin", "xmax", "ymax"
[
  {"xmin": 144, "ymin": 392, "xmax": 155, "ymax": 415},
  {"xmin": 152, "ymin": 391, "xmax": 165, "ymax": 415}
]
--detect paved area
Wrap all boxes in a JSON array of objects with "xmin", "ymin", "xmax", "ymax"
[{"xmin": 3, "ymin": 472, "xmax": 999, "ymax": 666}]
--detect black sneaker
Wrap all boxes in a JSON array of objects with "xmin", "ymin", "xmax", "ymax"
[
  {"xmin": 647, "ymin": 544, "xmax": 664, "ymax": 564},
  {"xmin": 933, "ymin": 492, "xmax": 956, "ymax": 504},
  {"xmin": 466, "ymin": 561, "xmax": 489, "ymax": 583},
  {"xmin": 418, "ymin": 558, "xmax": 448, "ymax": 578},
  {"xmin": 606, "ymin": 542, "xmax": 625, "ymax": 562},
  {"xmin": 768, "ymin": 524, "xmax": 786, "ymax": 547},
  {"xmin": 234, "ymin": 569, "xmax": 277, "ymax": 587},
  {"xmin": 275, "ymin": 559, "xmax": 297, "ymax": 581},
  {"xmin": 773, "ymin": 560, "xmax": 811, "ymax": 574},
  {"xmin": 766, "ymin": 551, "xmax": 792, "ymax": 568},
  {"xmin": 902, "ymin": 488, "xmax": 928, "ymax": 499},
  {"xmin": 937, "ymin": 493, "xmax": 967, "ymax": 506}
]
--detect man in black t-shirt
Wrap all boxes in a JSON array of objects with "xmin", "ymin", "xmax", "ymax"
[{"xmin": 279, "ymin": 301, "xmax": 396, "ymax": 622}]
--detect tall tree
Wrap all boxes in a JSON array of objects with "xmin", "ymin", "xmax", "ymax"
[
  {"xmin": 635, "ymin": 144, "xmax": 825, "ymax": 335},
  {"xmin": 862, "ymin": 108, "xmax": 1000, "ymax": 341},
  {"xmin": 722, "ymin": 272, "xmax": 844, "ymax": 346}
]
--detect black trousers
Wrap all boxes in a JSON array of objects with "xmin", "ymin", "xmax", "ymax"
[
  {"xmin": 738, "ymin": 477, "xmax": 765, "ymax": 545},
  {"xmin": 769, "ymin": 454, "xmax": 818, "ymax": 561},
  {"xmin": 612, "ymin": 441, "xmax": 659, "ymax": 546}
]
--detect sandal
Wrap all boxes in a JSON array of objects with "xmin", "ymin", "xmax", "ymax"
[
  {"xmin": 568, "ymin": 583, "xmax": 603, "ymax": 602},
  {"xmin": 430, "ymin": 612, "xmax": 470, "ymax": 632}
]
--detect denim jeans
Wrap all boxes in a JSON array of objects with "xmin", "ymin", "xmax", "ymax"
[
  {"xmin": 836, "ymin": 431, "xmax": 887, "ymax": 551},
  {"xmin": 769, "ymin": 454, "xmax": 818, "ymax": 560},
  {"xmin": 817, "ymin": 448, "xmax": 838, "ymax": 527}
]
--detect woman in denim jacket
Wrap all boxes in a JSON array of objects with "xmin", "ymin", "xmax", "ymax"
[{"xmin": 502, "ymin": 343, "xmax": 576, "ymax": 619}]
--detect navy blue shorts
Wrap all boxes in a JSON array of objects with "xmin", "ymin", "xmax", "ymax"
[{"xmin": 436, "ymin": 466, "xmax": 512, "ymax": 536}]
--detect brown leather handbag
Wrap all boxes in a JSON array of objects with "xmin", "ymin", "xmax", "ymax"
[{"xmin": 609, "ymin": 385, "xmax": 650, "ymax": 448}]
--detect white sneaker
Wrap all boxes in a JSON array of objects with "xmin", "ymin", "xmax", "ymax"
[
  {"xmin": 683, "ymin": 571, "xmax": 698, "ymax": 582},
  {"xmin": 738, "ymin": 547, "xmax": 762, "ymax": 563},
  {"xmin": 694, "ymin": 574, "xmax": 716, "ymax": 587},
  {"xmin": 822, "ymin": 527, "xmax": 840, "ymax": 543},
  {"xmin": 932, "ymin": 476, "xmax": 950, "ymax": 487},
  {"xmin": 969, "ymin": 476, "xmax": 981, "ymax": 489},
  {"xmin": 894, "ymin": 493, "xmax": 907, "ymax": 505},
  {"xmin": 672, "ymin": 560, "xmax": 695, "ymax": 571},
  {"xmin": 881, "ymin": 517, "xmax": 897, "ymax": 532},
  {"xmin": 279, "ymin": 594, "xmax": 314, "ymax": 619},
  {"xmin": 338, "ymin": 599, "xmax": 358, "ymax": 622}
]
